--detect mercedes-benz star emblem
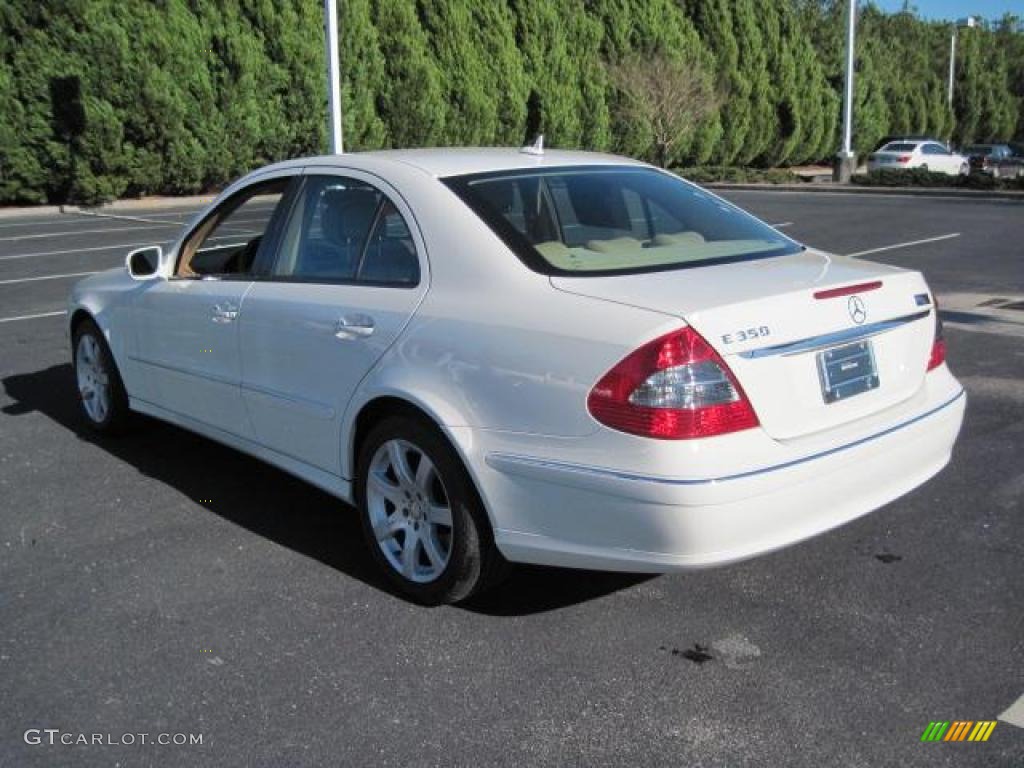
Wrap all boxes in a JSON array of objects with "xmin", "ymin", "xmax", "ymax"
[{"xmin": 848, "ymin": 295, "xmax": 867, "ymax": 325}]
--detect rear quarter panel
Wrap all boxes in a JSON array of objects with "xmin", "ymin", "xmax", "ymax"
[{"xmin": 339, "ymin": 173, "xmax": 679, "ymax": 476}]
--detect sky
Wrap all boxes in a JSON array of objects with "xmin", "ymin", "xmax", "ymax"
[{"xmin": 873, "ymin": 0, "xmax": 1023, "ymax": 21}]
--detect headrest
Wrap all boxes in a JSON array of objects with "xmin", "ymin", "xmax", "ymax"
[
  {"xmin": 652, "ymin": 231, "xmax": 705, "ymax": 247},
  {"xmin": 478, "ymin": 180, "xmax": 517, "ymax": 213},
  {"xmin": 321, "ymin": 187, "xmax": 380, "ymax": 244},
  {"xmin": 585, "ymin": 237, "xmax": 644, "ymax": 253}
]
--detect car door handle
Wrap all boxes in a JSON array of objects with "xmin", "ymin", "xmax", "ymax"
[
  {"xmin": 211, "ymin": 303, "xmax": 239, "ymax": 323},
  {"xmin": 334, "ymin": 314, "xmax": 375, "ymax": 340}
]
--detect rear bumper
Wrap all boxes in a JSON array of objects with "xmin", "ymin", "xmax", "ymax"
[{"xmin": 468, "ymin": 379, "xmax": 965, "ymax": 572}]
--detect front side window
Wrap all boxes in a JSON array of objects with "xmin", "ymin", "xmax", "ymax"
[
  {"xmin": 444, "ymin": 166, "xmax": 801, "ymax": 276},
  {"xmin": 272, "ymin": 176, "xmax": 419, "ymax": 286},
  {"xmin": 176, "ymin": 178, "xmax": 291, "ymax": 278}
]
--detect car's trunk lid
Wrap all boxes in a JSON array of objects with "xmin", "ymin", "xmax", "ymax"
[
  {"xmin": 869, "ymin": 151, "xmax": 911, "ymax": 166},
  {"xmin": 552, "ymin": 249, "xmax": 936, "ymax": 439}
]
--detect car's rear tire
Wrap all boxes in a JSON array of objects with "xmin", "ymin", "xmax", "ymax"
[
  {"xmin": 356, "ymin": 414, "xmax": 509, "ymax": 605},
  {"xmin": 72, "ymin": 318, "xmax": 131, "ymax": 434},
  {"xmin": 959, "ymin": 162, "xmax": 970, "ymax": 176}
]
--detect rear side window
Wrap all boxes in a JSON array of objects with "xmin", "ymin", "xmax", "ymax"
[
  {"xmin": 272, "ymin": 175, "xmax": 419, "ymax": 286},
  {"xmin": 358, "ymin": 201, "xmax": 420, "ymax": 285},
  {"xmin": 881, "ymin": 143, "xmax": 917, "ymax": 152},
  {"xmin": 444, "ymin": 166, "xmax": 801, "ymax": 276}
]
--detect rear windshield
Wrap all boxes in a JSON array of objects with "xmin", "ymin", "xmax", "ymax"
[
  {"xmin": 880, "ymin": 143, "xmax": 917, "ymax": 152},
  {"xmin": 443, "ymin": 166, "xmax": 802, "ymax": 276},
  {"xmin": 964, "ymin": 145, "xmax": 994, "ymax": 154}
]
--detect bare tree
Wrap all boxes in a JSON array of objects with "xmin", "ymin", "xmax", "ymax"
[{"xmin": 610, "ymin": 52, "xmax": 721, "ymax": 168}]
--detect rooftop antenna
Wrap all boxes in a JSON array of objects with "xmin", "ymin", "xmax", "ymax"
[{"xmin": 520, "ymin": 134, "xmax": 544, "ymax": 156}]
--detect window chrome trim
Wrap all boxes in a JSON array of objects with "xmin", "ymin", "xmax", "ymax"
[{"xmin": 738, "ymin": 309, "xmax": 931, "ymax": 359}]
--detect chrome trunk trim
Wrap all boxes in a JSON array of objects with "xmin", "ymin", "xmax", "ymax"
[{"xmin": 738, "ymin": 309, "xmax": 931, "ymax": 359}]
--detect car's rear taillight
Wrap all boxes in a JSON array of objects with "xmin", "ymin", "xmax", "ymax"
[
  {"xmin": 587, "ymin": 326, "xmax": 759, "ymax": 440},
  {"xmin": 927, "ymin": 300, "xmax": 945, "ymax": 371},
  {"xmin": 898, "ymin": 155, "xmax": 911, "ymax": 164}
]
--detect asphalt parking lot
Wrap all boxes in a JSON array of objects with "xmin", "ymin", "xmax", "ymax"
[{"xmin": 1, "ymin": 189, "xmax": 1021, "ymax": 767}]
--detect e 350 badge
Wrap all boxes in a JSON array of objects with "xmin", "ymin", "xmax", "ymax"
[{"xmin": 721, "ymin": 326, "xmax": 771, "ymax": 345}]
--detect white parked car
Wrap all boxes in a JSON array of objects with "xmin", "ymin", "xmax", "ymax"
[
  {"xmin": 867, "ymin": 141, "xmax": 970, "ymax": 175},
  {"xmin": 69, "ymin": 148, "xmax": 965, "ymax": 604}
]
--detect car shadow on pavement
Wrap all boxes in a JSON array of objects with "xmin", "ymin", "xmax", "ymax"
[{"xmin": 2, "ymin": 364, "xmax": 654, "ymax": 615}]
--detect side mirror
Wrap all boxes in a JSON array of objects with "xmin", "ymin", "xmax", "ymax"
[{"xmin": 126, "ymin": 246, "xmax": 162, "ymax": 280}]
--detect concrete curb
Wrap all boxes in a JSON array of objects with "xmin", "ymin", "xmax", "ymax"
[
  {"xmin": 704, "ymin": 182, "xmax": 1024, "ymax": 201},
  {"xmin": 0, "ymin": 205, "xmax": 65, "ymax": 220},
  {"xmin": 0, "ymin": 193, "xmax": 219, "ymax": 221}
]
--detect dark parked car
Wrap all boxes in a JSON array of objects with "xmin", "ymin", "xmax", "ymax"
[{"xmin": 962, "ymin": 144, "xmax": 1024, "ymax": 178}]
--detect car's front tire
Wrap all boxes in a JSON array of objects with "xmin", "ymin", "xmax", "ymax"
[
  {"xmin": 72, "ymin": 318, "xmax": 130, "ymax": 434},
  {"xmin": 356, "ymin": 414, "xmax": 508, "ymax": 605}
]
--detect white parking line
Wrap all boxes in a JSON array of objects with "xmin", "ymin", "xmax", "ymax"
[
  {"xmin": 999, "ymin": 693, "xmax": 1024, "ymax": 729},
  {"xmin": 68, "ymin": 208, "xmax": 205, "ymax": 223},
  {"xmin": 0, "ymin": 271, "xmax": 98, "ymax": 286},
  {"xmin": 0, "ymin": 217, "xmax": 101, "ymax": 231},
  {"xmin": 771, "ymin": 221, "xmax": 793, "ymax": 228},
  {"xmin": 0, "ymin": 310, "xmax": 67, "ymax": 324},
  {"xmin": 0, "ymin": 241, "xmax": 159, "ymax": 261},
  {"xmin": 0, "ymin": 223, "xmax": 180, "ymax": 242},
  {"xmin": 845, "ymin": 233, "xmax": 960, "ymax": 258},
  {"xmin": 73, "ymin": 210, "xmax": 193, "ymax": 225},
  {"xmin": 0, "ymin": 230, "xmax": 262, "ymax": 262}
]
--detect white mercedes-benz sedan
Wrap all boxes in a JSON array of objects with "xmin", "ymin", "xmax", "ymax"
[
  {"xmin": 68, "ymin": 148, "xmax": 965, "ymax": 604},
  {"xmin": 866, "ymin": 140, "xmax": 970, "ymax": 176}
]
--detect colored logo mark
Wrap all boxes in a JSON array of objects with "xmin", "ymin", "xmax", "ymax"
[{"xmin": 920, "ymin": 720, "xmax": 997, "ymax": 742}]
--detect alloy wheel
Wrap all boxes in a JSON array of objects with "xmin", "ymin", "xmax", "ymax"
[
  {"xmin": 76, "ymin": 333, "xmax": 110, "ymax": 424},
  {"xmin": 366, "ymin": 439, "xmax": 454, "ymax": 583}
]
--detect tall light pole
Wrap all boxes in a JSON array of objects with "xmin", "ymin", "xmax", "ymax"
[
  {"xmin": 948, "ymin": 16, "xmax": 978, "ymax": 108},
  {"xmin": 324, "ymin": 0, "xmax": 343, "ymax": 154},
  {"xmin": 834, "ymin": 0, "xmax": 857, "ymax": 183}
]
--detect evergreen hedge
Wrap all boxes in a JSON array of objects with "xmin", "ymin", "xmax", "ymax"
[
  {"xmin": 0, "ymin": 1, "xmax": 1021, "ymax": 204},
  {"xmin": 852, "ymin": 167, "xmax": 1024, "ymax": 190}
]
